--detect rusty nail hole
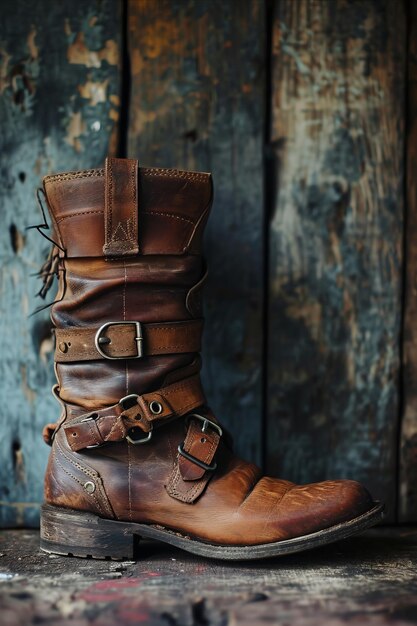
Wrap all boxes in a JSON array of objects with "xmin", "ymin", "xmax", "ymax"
[
  {"xmin": 134, "ymin": 414, "xmax": 142, "ymax": 421},
  {"xmin": 201, "ymin": 437, "xmax": 207, "ymax": 444},
  {"xmin": 12, "ymin": 439, "xmax": 21, "ymax": 469}
]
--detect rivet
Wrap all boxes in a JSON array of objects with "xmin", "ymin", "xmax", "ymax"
[
  {"xmin": 84, "ymin": 481, "xmax": 96, "ymax": 494},
  {"xmin": 149, "ymin": 401, "xmax": 163, "ymax": 415},
  {"xmin": 58, "ymin": 342, "xmax": 68, "ymax": 353}
]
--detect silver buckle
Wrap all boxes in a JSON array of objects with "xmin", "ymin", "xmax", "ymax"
[
  {"xmin": 185, "ymin": 413, "xmax": 223, "ymax": 437},
  {"xmin": 177, "ymin": 413, "xmax": 223, "ymax": 472},
  {"xmin": 95, "ymin": 321, "xmax": 143, "ymax": 360},
  {"xmin": 119, "ymin": 394, "xmax": 153, "ymax": 445}
]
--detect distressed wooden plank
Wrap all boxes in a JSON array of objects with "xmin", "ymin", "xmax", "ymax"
[
  {"xmin": 1, "ymin": 528, "xmax": 417, "ymax": 625},
  {"xmin": 127, "ymin": 0, "xmax": 265, "ymax": 463},
  {"xmin": 0, "ymin": 0, "xmax": 121, "ymax": 527},
  {"xmin": 400, "ymin": 0, "xmax": 417, "ymax": 523},
  {"xmin": 267, "ymin": 0, "xmax": 405, "ymax": 520}
]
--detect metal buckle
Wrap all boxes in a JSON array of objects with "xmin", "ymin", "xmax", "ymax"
[
  {"xmin": 177, "ymin": 413, "xmax": 223, "ymax": 472},
  {"xmin": 126, "ymin": 428, "xmax": 152, "ymax": 445},
  {"xmin": 185, "ymin": 413, "xmax": 223, "ymax": 437},
  {"xmin": 95, "ymin": 321, "xmax": 144, "ymax": 360},
  {"xmin": 119, "ymin": 394, "xmax": 153, "ymax": 445}
]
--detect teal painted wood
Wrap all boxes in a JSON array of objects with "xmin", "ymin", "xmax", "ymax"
[
  {"xmin": 127, "ymin": 0, "xmax": 266, "ymax": 463},
  {"xmin": 266, "ymin": 0, "xmax": 405, "ymax": 521},
  {"xmin": 0, "ymin": 0, "xmax": 121, "ymax": 527}
]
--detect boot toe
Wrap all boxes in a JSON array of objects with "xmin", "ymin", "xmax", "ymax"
[{"xmin": 275, "ymin": 478, "xmax": 376, "ymax": 539}]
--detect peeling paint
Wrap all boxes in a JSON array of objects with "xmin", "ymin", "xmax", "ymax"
[
  {"xmin": 67, "ymin": 31, "xmax": 118, "ymax": 67},
  {"xmin": 0, "ymin": 47, "xmax": 11, "ymax": 94},
  {"xmin": 78, "ymin": 78, "xmax": 109, "ymax": 105},
  {"xmin": 27, "ymin": 25, "xmax": 38, "ymax": 59},
  {"xmin": 19, "ymin": 365, "xmax": 36, "ymax": 406},
  {"xmin": 65, "ymin": 111, "xmax": 86, "ymax": 152},
  {"xmin": 0, "ymin": 0, "xmax": 121, "ymax": 529}
]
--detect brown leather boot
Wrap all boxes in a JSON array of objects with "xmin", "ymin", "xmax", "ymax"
[{"xmin": 39, "ymin": 157, "xmax": 382, "ymax": 560}]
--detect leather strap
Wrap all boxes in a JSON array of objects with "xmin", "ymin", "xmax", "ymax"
[
  {"xmin": 103, "ymin": 157, "xmax": 139, "ymax": 258},
  {"xmin": 165, "ymin": 414, "xmax": 221, "ymax": 503},
  {"xmin": 63, "ymin": 375, "xmax": 205, "ymax": 451},
  {"xmin": 55, "ymin": 319, "xmax": 203, "ymax": 362}
]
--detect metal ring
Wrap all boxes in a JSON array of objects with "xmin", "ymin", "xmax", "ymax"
[
  {"xmin": 149, "ymin": 400, "xmax": 163, "ymax": 415},
  {"xmin": 126, "ymin": 427, "xmax": 153, "ymax": 445}
]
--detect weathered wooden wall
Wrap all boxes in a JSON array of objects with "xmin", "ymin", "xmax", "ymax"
[
  {"xmin": 401, "ymin": 0, "xmax": 417, "ymax": 523},
  {"xmin": 0, "ymin": 0, "xmax": 416, "ymax": 526},
  {"xmin": 0, "ymin": 0, "xmax": 121, "ymax": 526},
  {"xmin": 267, "ymin": 0, "xmax": 406, "ymax": 522},
  {"xmin": 127, "ymin": 0, "xmax": 266, "ymax": 462}
]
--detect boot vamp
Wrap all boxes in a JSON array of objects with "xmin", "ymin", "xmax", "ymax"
[{"xmin": 81, "ymin": 422, "xmax": 375, "ymax": 546}]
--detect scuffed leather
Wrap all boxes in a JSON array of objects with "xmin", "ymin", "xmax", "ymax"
[{"xmin": 42, "ymin": 160, "xmax": 375, "ymax": 544}]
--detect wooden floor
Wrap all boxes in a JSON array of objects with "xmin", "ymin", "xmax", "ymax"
[{"xmin": 0, "ymin": 528, "xmax": 416, "ymax": 625}]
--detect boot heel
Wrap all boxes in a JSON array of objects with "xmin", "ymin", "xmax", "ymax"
[{"xmin": 40, "ymin": 504, "xmax": 136, "ymax": 560}]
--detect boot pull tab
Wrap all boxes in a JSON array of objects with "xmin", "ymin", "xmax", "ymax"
[{"xmin": 103, "ymin": 157, "xmax": 139, "ymax": 259}]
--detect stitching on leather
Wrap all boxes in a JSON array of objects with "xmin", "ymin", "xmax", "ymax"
[
  {"xmin": 143, "ymin": 210, "xmax": 195, "ymax": 225},
  {"xmin": 86, "ymin": 420, "xmax": 101, "ymax": 446},
  {"xmin": 56, "ymin": 440, "xmax": 97, "ymax": 478},
  {"xmin": 144, "ymin": 169, "xmax": 209, "ymax": 181},
  {"xmin": 106, "ymin": 158, "xmax": 113, "ymax": 244},
  {"xmin": 127, "ymin": 442, "xmax": 133, "ymax": 521},
  {"xmin": 103, "ymin": 417, "xmax": 124, "ymax": 441},
  {"xmin": 44, "ymin": 167, "xmax": 209, "ymax": 184},
  {"xmin": 167, "ymin": 465, "xmax": 206, "ymax": 501},
  {"xmin": 180, "ymin": 425, "xmax": 218, "ymax": 478},
  {"xmin": 56, "ymin": 434, "xmax": 114, "ymax": 518},
  {"xmin": 53, "ymin": 446, "xmax": 105, "ymax": 516},
  {"xmin": 56, "ymin": 210, "xmax": 104, "ymax": 223},
  {"xmin": 44, "ymin": 169, "xmax": 103, "ymax": 183},
  {"xmin": 106, "ymin": 219, "xmax": 136, "ymax": 245},
  {"xmin": 130, "ymin": 160, "xmax": 137, "ymax": 240},
  {"xmin": 167, "ymin": 422, "xmax": 218, "ymax": 502}
]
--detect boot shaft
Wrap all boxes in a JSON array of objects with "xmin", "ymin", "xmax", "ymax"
[{"xmin": 43, "ymin": 159, "xmax": 212, "ymax": 412}]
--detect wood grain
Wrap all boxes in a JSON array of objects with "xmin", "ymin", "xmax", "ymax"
[
  {"xmin": 400, "ymin": 0, "xmax": 417, "ymax": 523},
  {"xmin": 266, "ymin": 0, "xmax": 406, "ymax": 520},
  {"xmin": 0, "ymin": 0, "xmax": 121, "ymax": 527},
  {"xmin": 1, "ymin": 527, "xmax": 417, "ymax": 625},
  {"xmin": 127, "ymin": 0, "xmax": 266, "ymax": 463}
]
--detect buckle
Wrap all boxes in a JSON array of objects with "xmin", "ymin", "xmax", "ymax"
[
  {"xmin": 95, "ymin": 321, "xmax": 144, "ymax": 360},
  {"xmin": 120, "ymin": 394, "xmax": 153, "ymax": 445},
  {"xmin": 185, "ymin": 413, "xmax": 223, "ymax": 437},
  {"xmin": 126, "ymin": 427, "xmax": 152, "ymax": 445},
  {"xmin": 177, "ymin": 413, "xmax": 223, "ymax": 472}
]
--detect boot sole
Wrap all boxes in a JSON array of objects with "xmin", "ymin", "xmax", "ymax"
[{"xmin": 40, "ymin": 502, "xmax": 384, "ymax": 561}]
